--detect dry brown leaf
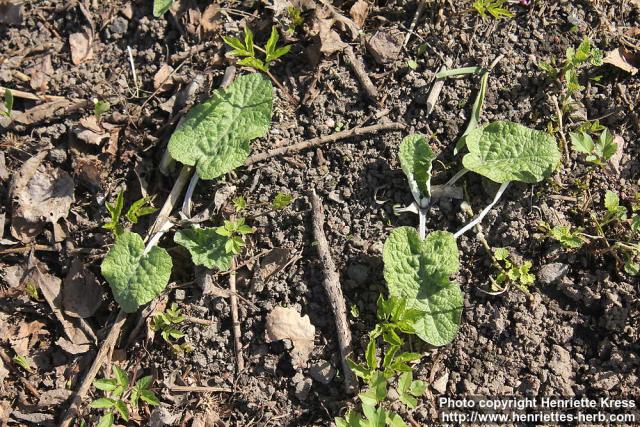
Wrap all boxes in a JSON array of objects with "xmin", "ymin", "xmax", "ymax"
[
  {"xmin": 9, "ymin": 151, "xmax": 74, "ymax": 242},
  {"xmin": 0, "ymin": 0, "xmax": 22, "ymax": 25},
  {"xmin": 120, "ymin": 2, "xmax": 134, "ymax": 20},
  {"xmin": 349, "ymin": 0, "xmax": 369, "ymax": 28},
  {"xmin": 265, "ymin": 306, "xmax": 315, "ymax": 368},
  {"xmin": 153, "ymin": 64, "xmax": 175, "ymax": 92},
  {"xmin": 607, "ymin": 134, "xmax": 625, "ymax": 174},
  {"xmin": 38, "ymin": 389, "xmax": 72, "ymax": 407},
  {"xmin": 63, "ymin": 258, "xmax": 103, "ymax": 318},
  {"xmin": 26, "ymin": 255, "xmax": 93, "ymax": 354},
  {"xmin": 259, "ymin": 248, "xmax": 291, "ymax": 281},
  {"xmin": 69, "ymin": 30, "xmax": 94, "ymax": 65},
  {"xmin": 10, "ymin": 320, "xmax": 47, "ymax": 356},
  {"xmin": 603, "ymin": 47, "xmax": 639, "ymax": 75},
  {"xmin": 0, "ymin": 152, "xmax": 8, "ymax": 181},
  {"xmin": 12, "ymin": 99, "xmax": 75, "ymax": 125},
  {"xmin": 200, "ymin": 3, "xmax": 222, "ymax": 33},
  {"xmin": 27, "ymin": 55, "xmax": 53, "ymax": 93}
]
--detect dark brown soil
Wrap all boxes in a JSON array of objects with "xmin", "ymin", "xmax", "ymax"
[{"xmin": 1, "ymin": 0, "xmax": 639, "ymax": 426}]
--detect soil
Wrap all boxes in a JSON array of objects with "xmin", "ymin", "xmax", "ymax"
[{"xmin": 1, "ymin": 0, "xmax": 639, "ymax": 426}]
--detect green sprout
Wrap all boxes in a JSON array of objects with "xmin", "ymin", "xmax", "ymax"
[
  {"xmin": 233, "ymin": 196, "xmax": 247, "ymax": 212},
  {"xmin": 472, "ymin": 0, "xmax": 514, "ymax": 20},
  {"xmin": 2, "ymin": 88, "xmax": 13, "ymax": 118},
  {"xmin": 570, "ymin": 128, "xmax": 617, "ymax": 166},
  {"xmin": 103, "ymin": 189, "xmax": 157, "ymax": 237},
  {"xmin": 13, "ymin": 355, "xmax": 33, "ymax": 373},
  {"xmin": 493, "ymin": 248, "xmax": 536, "ymax": 292},
  {"xmin": 223, "ymin": 26, "xmax": 291, "ymax": 73},
  {"xmin": 215, "ymin": 218, "xmax": 253, "ymax": 255},
  {"xmin": 272, "ymin": 192, "xmax": 294, "ymax": 210},
  {"xmin": 93, "ymin": 98, "xmax": 110, "ymax": 120},
  {"xmin": 150, "ymin": 303, "xmax": 191, "ymax": 355}
]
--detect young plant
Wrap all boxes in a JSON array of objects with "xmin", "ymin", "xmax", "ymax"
[
  {"xmin": 215, "ymin": 218, "xmax": 254, "ymax": 255},
  {"xmin": 150, "ymin": 303, "xmax": 191, "ymax": 354},
  {"xmin": 93, "ymin": 98, "xmax": 110, "ymax": 120},
  {"xmin": 92, "ymin": 367, "xmax": 160, "ymax": 427},
  {"xmin": 272, "ymin": 192, "xmax": 294, "ymax": 210},
  {"xmin": 540, "ymin": 223, "xmax": 585, "ymax": 249},
  {"xmin": 223, "ymin": 26, "xmax": 291, "ymax": 73},
  {"xmin": 492, "ymin": 248, "xmax": 536, "ymax": 292},
  {"xmin": 103, "ymin": 189, "xmax": 157, "ymax": 237},
  {"xmin": 569, "ymin": 127, "xmax": 617, "ymax": 166},
  {"xmin": 339, "ymin": 296, "xmax": 425, "ymax": 427},
  {"xmin": 153, "ymin": 0, "xmax": 173, "ymax": 17},
  {"xmin": 1, "ymin": 88, "xmax": 13, "ymax": 118},
  {"xmin": 13, "ymin": 355, "xmax": 33, "ymax": 373},
  {"xmin": 472, "ymin": 0, "xmax": 514, "ymax": 20}
]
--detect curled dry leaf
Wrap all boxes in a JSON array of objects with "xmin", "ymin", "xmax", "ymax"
[
  {"xmin": 200, "ymin": 3, "xmax": 222, "ymax": 33},
  {"xmin": 603, "ymin": 47, "xmax": 639, "ymax": 75},
  {"xmin": 258, "ymin": 248, "xmax": 291, "ymax": 281},
  {"xmin": 69, "ymin": 29, "xmax": 94, "ymax": 65},
  {"xmin": 265, "ymin": 306, "xmax": 315, "ymax": 368},
  {"xmin": 63, "ymin": 258, "xmax": 103, "ymax": 318},
  {"xmin": 74, "ymin": 116, "xmax": 109, "ymax": 145},
  {"xmin": 27, "ymin": 54, "xmax": 53, "ymax": 93},
  {"xmin": 153, "ymin": 64, "xmax": 175, "ymax": 92},
  {"xmin": 10, "ymin": 151, "xmax": 74, "ymax": 243},
  {"xmin": 349, "ymin": 0, "xmax": 369, "ymax": 28}
]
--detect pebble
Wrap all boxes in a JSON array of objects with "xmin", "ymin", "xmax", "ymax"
[
  {"xmin": 432, "ymin": 372, "xmax": 449, "ymax": 394},
  {"xmin": 309, "ymin": 360, "xmax": 336, "ymax": 385},
  {"xmin": 295, "ymin": 378, "xmax": 312, "ymax": 401},
  {"xmin": 538, "ymin": 263, "xmax": 569, "ymax": 284}
]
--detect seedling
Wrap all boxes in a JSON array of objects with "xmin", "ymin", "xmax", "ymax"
[
  {"xmin": 216, "ymin": 218, "xmax": 254, "ymax": 255},
  {"xmin": 103, "ymin": 189, "xmax": 157, "ymax": 237},
  {"xmin": 472, "ymin": 0, "xmax": 514, "ymax": 20},
  {"xmin": 150, "ymin": 303, "xmax": 191, "ymax": 354},
  {"xmin": 492, "ymin": 248, "xmax": 536, "ymax": 292},
  {"xmin": 540, "ymin": 223, "xmax": 585, "ymax": 249},
  {"xmin": 233, "ymin": 196, "xmax": 247, "ymax": 212},
  {"xmin": 13, "ymin": 355, "xmax": 33, "ymax": 373},
  {"xmin": 339, "ymin": 296, "xmax": 424, "ymax": 427},
  {"xmin": 1, "ymin": 88, "xmax": 13, "ymax": 118},
  {"xmin": 93, "ymin": 98, "xmax": 110, "ymax": 120},
  {"xmin": 223, "ymin": 26, "xmax": 291, "ymax": 73},
  {"xmin": 287, "ymin": 6, "xmax": 304, "ymax": 33},
  {"xmin": 569, "ymin": 127, "xmax": 617, "ymax": 166},
  {"xmin": 272, "ymin": 192, "xmax": 294, "ymax": 210},
  {"xmin": 92, "ymin": 367, "xmax": 160, "ymax": 427}
]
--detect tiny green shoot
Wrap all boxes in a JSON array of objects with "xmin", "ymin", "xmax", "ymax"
[
  {"xmin": 13, "ymin": 355, "xmax": 33, "ymax": 373},
  {"xmin": 233, "ymin": 196, "xmax": 247, "ymax": 212},
  {"xmin": 493, "ymin": 248, "xmax": 536, "ymax": 292},
  {"xmin": 2, "ymin": 88, "xmax": 13, "ymax": 118},
  {"xmin": 272, "ymin": 192, "xmax": 294, "ymax": 210},
  {"xmin": 215, "ymin": 218, "xmax": 254, "ymax": 255},
  {"xmin": 150, "ymin": 303, "xmax": 191, "ymax": 355},
  {"xmin": 569, "ymin": 128, "xmax": 617, "ymax": 166},
  {"xmin": 103, "ymin": 190, "xmax": 157, "ymax": 237},
  {"xmin": 223, "ymin": 26, "xmax": 291, "ymax": 73},
  {"xmin": 472, "ymin": 0, "xmax": 514, "ymax": 20},
  {"xmin": 93, "ymin": 98, "xmax": 110, "ymax": 120}
]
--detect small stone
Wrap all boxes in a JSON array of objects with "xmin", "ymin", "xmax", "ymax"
[
  {"xmin": 347, "ymin": 264, "xmax": 369, "ymax": 284},
  {"xmin": 538, "ymin": 263, "xmax": 569, "ymax": 284},
  {"xmin": 309, "ymin": 360, "xmax": 336, "ymax": 385},
  {"xmin": 295, "ymin": 378, "xmax": 312, "ymax": 401},
  {"xmin": 48, "ymin": 147, "xmax": 68, "ymax": 164},
  {"xmin": 432, "ymin": 372, "xmax": 449, "ymax": 394},
  {"xmin": 174, "ymin": 289, "xmax": 186, "ymax": 301},
  {"xmin": 110, "ymin": 16, "xmax": 129, "ymax": 35},
  {"xmin": 366, "ymin": 29, "xmax": 403, "ymax": 64}
]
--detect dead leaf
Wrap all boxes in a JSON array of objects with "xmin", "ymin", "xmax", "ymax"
[
  {"xmin": 74, "ymin": 116, "xmax": 109, "ymax": 145},
  {"xmin": 366, "ymin": 29, "xmax": 403, "ymax": 64},
  {"xmin": 191, "ymin": 411, "xmax": 224, "ymax": 427},
  {"xmin": 603, "ymin": 47, "xmax": 639, "ymax": 75},
  {"xmin": 10, "ymin": 320, "xmax": 47, "ymax": 356},
  {"xmin": 120, "ymin": 2, "xmax": 134, "ymax": 20},
  {"xmin": 200, "ymin": 4, "xmax": 222, "ymax": 33},
  {"xmin": 38, "ymin": 388, "xmax": 72, "ymax": 407},
  {"xmin": 69, "ymin": 29, "xmax": 94, "ymax": 65},
  {"xmin": 607, "ymin": 134, "xmax": 625, "ymax": 174},
  {"xmin": 0, "ymin": 359, "xmax": 8, "ymax": 384},
  {"xmin": 63, "ymin": 258, "xmax": 103, "ymax": 318},
  {"xmin": 27, "ymin": 55, "xmax": 53, "ymax": 93},
  {"xmin": 0, "ymin": 151, "xmax": 8, "ymax": 181},
  {"xmin": 258, "ymin": 248, "xmax": 291, "ymax": 281},
  {"xmin": 0, "ymin": 0, "xmax": 22, "ymax": 25},
  {"xmin": 153, "ymin": 64, "xmax": 175, "ymax": 92},
  {"xmin": 350, "ymin": 0, "xmax": 369, "ymax": 28},
  {"xmin": 9, "ymin": 151, "xmax": 75, "ymax": 242},
  {"xmin": 26, "ymin": 255, "xmax": 93, "ymax": 354},
  {"xmin": 12, "ymin": 99, "xmax": 75, "ymax": 125},
  {"xmin": 265, "ymin": 306, "xmax": 315, "ymax": 368}
]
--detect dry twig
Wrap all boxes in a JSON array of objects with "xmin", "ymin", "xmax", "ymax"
[
  {"xmin": 229, "ymin": 258, "xmax": 244, "ymax": 372},
  {"xmin": 343, "ymin": 46, "xmax": 379, "ymax": 103},
  {"xmin": 310, "ymin": 191, "xmax": 357, "ymax": 394}
]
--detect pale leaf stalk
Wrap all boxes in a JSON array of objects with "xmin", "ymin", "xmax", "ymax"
[
  {"xmin": 181, "ymin": 172, "xmax": 200, "ymax": 218},
  {"xmin": 446, "ymin": 168, "xmax": 468, "ymax": 187},
  {"xmin": 418, "ymin": 207, "xmax": 428, "ymax": 240},
  {"xmin": 454, "ymin": 182, "xmax": 510, "ymax": 239}
]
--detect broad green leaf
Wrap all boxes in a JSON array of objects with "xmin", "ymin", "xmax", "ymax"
[
  {"xmin": 135, "ymin": 375, "xmax": 154, "ymax": 390},
  {"xmin": 387, "ymin": 412, "xmax": 408, "ymax": 427},
  {"xmin": 168, "ymin": 73, "xmax": 273, "ymax": 180},
  {"xmin": 462, "ymin": 121, "xmax": 561, "ymax": 184},
  {"xmin": 153, "ymin": 0, "xmax": 173, "ymax": 17},
  {"xmin": 569, "ymin": 132, "xmax": 594, "ymax": 154},
  {"xmin": 96, "ymin": 413, "xmax": 114, "ymax": 427},
  {"xmin": 361, "ymin": 404, "xmax": 387, "ymax": 427},
  {"xmin": 113, "ymin": 366, "xmax": 129, "ymax": 388},
  {"xmin": 238, "ymin": 57, "xmax": 269, "ymax": 72},
  {"xmin": 90, "ymin": 397, "xmax": 116, "ymax": 409},
  {"xmin": 101, "ymin": 232, "xmax": 173, "ymax": 313},
  {"xmin": 174, "ymin": 227, "xmax": 233, "ymax": 270},
  {"xmin": 94, "ymin": 378, "xmax": 118, "ymax": 392},
  {"xmin": 383, "ymin": 227, "xmax": 463, "ymax": 346},
  {"xmin": 360, "ymin": 372, "xmax": 387, "ymax": 407},
  {"xmin": 336, "ymin": 410, "xmax": 365, "ymax": 427},
  {"xmin": 397, "ymin": 372, "xmax": 418, "ymax": 408},
  {"xmin": 265, "ymin": 26, "xmax": 280, "ymax": 61},
  {"xmin": 604, "ymin": 190, "xmax": 619, "ymax": 212},
  {"xmin": 139, "ymin": 390, "xmax": 161, "ymax": 406},
  {"xmin": 114, "ymin": 400, "xmax": 129, "ymax": 421},
  {"xmin": 365, "ymin": 338, "xmax": 377, "ymax": 370},
  {"xmin": 399, "ymin": 134, "xmax": 435, "ymax": 207}
]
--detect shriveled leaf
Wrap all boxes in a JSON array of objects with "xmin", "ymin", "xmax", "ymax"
[
  {"xmin": 399, "ymin": 134, "xmax": 435, "ymax": 207},
  {"xmin": 462, "ymin": 121, "xmax": 561, "ymax": 184},
  {"xmin": 100, "ymin": 232, "xmax": 173, "ymax": 313},
  {"xmin": 69, "ymin": 30, "xmax": 93, "ymax": 65},
  {"xmin": 168, "ymin": 73, "xmax": 273, "ymax": 180},
  {"xmin": 383, "ymin": 227, "xmax": 462, "ymax": 346},
  {"xmin": 350, "ymin": 0, "xmax": 369, "ymax": 28},
  {"xmin": 174, "ymin": 227, "xmax": 233, "ymax": 270},
  {"xmin": 265, "ymin": 306, "xmax": 315, "ymax": 368},
  {"xmin": 63, "ymin": 258, "xmax": 103, "ymax": 318}
]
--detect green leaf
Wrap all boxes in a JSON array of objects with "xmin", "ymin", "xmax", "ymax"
[
  {"xmin": 570, "ymin": 132, "xmax": 594, "ymax": 154},
  {"xmin": 360, "ymin": 372, "xmax": 388, "ymax": 407},
  {"xmin": 94, "ymin": 99, "xmax": 110, "ymax": 118},
  {"xmin": 3, "ymin": 88, "xmax": 14, "ymax": 116},
  {"xmin": 347, "ymin": 358, "xmax": 372, "ymax": 381},
  {"xmin": 361, "ymin": 403, "xmax": 387, "ymax": 427},
  {"xmin": 272, "ymin": 192, "xmax": 294, "ymax": 209},
  {"xmin": 114, "ymin": 400, "xmax": 129, "ymax": 421},
  {"xmin": 174, "ymin": 227, "xmax": 234, "ymax": 270},
  {"xmin": 265, "ymin": 26, "xmax": 279, "ymax": 60},
  {"xmin": 101, "ymin": 232, "xmax": 173, "ymax": 313},
  {"xmin": 139, "ymin": 389, "xmax": 161, "ymax": 406},
  {"xmin": 397, "ymin": 372, "xmax": 418, "ymax": 408},
  {"xmin": 94, "ymin": 378, "xmax": 118, "ymax": 392},
  {"xmin": 598, "ymin": 129, "xmax": 617, "ymax": 160},
  {"xmin": 233, "ymin": 196, "xmax": 247, "ymax": 212},
  {"xmin": 462, "ymin": 121, "xmax": 561, "ymax": 184},
  {"xmin": 454, "ymin": 70, "xmax": 490, "ymax": 154},
  {"xmin": 387, "ymin": 412, "xmax": 408, "ymax": 427},
  {"xmin": 103, "ymin": 190, "xmax": 125, "ymax": 235},
  {"xmin": 383, "ymin": 227, "xmax": 463, "ymax": 346},
  {"xmin": 237, "ymin": 57, "xmax": 269, "ymax": 72},
  {"xmin": 399, "ymin": 134, "xmax": 435, "ymax": 207},
  {"xmin": 168, "ymin": 73, "xmax": 273, "ymax": 180},
  {"xmin": 113, "ymin": 366, "xmax": 129, "ymax": 388},
  {"xmin": 365, "ymin": 338, "xmax": 377, "ymax": 371},
  {"xmin": 153, "ymin": 0, "xmax": 173, "ymax": 17},
  {"xmin": 604, "ymin": 190, "xmax": 619, "ymax": 213},
  {"xmin": 96, "ymin": 413, "xmax": 114, "ymax": 427},
  {"xmin": 135, "ymin": 375, "xmax": 154, "ymax": 390},
  {"xmin": 91, "ymin": 397, "xmax": 116, "ymax": 409},
  {"xmin": 223, "ymin": 36, "xmax": 252, "ymax": 57},
  {"xmin": 126, "ymin": 197, "xmax": 157, "ymax": 223},
  {"xmin": 335, "ymin": 410, "xmax": 365, "ymax": 427},
  {"xmin": 549, "ymin": 226, "xmax": 583, "ymax": 249}
]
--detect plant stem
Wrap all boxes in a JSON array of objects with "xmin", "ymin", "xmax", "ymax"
[
  {"xmin": 229, "ymin": 257, "xmax": 244, "ymax": 372},
  {"xmin": 446, "ymin": 168, "xmax": 469, "ymax": 187},
  {"xmin": 418, "ymin": 208, "xmax": 427, "ymax": 240},
  {"xmin": 181, "ymin": 172, "xmax": 200, "ymax": 218},
  {"xmin": 454, "ymin": 182, "xmax": 510, "ymax": 239}
]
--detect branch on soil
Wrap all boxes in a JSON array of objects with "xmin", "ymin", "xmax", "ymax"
[
  {"xmin": 229, "ymin": 258, "xmax": 244, "ymax": 372},
  {"xmin": 245, "ymin": 122, "xmax": 405, "ymax": 166},
  {"xmin": 343, "ymin": 46, "xmax": 379, "ymax": 103},
  {"xmin": 310, "ymin": 191, "xmax": 358, "ymax": 395}
]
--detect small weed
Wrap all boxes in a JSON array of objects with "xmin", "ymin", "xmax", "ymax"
[
  {"xmin": 272, "ymin": 192, "xmax": 294, "ymax": 210},
  {"xmin": 233, "ymin": 196, "xmax": 247, "ymax": 212},
  {"xmin": 103, "ymin": 189, "xmax": 157, "ymax": 237},
  {"xmin": 150, "ymin": 303, "xmax": 191, "ymax": 355},
  {"xmin": 13, "ymin": 355, "xmax": 33, "ymax": 373},
  {"xmin": 472, "ymin": 0, "xmax": 514, "ymax": 20},
  {"xmin": 93, "ymin": 98, "xmax": 110, "ymax": 120},
  {"xmin": 2, "ymin": 88, "xmax": 13, "ymax": 118},
  {"xmin": 223, "ymin": 26, "xmax": 291, "ymax": 73},
  {"xmin": 540, "ymin": 223, "xmax": 585, "ymax": 249},
  {"xmin": 24, "ymin": 282, "xmax": 41, "ymax": 300},
  {"xmin": 287, "ymin": 6, "xmax": 304, "ymax": 33},
  {"xmin": 215, "ymin": 218, "xmax": 254, "ymax": 255},
  {"xmin": 92, "ymin": 367, "xmax": 160, "ymax": 427},
  {"xmin": 569, "ymin": 128, "xmax": 617, "ymax": 166},
  {"xmin": 493, "ymin": 248, "xmax": 536, "ymax": 292}
]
